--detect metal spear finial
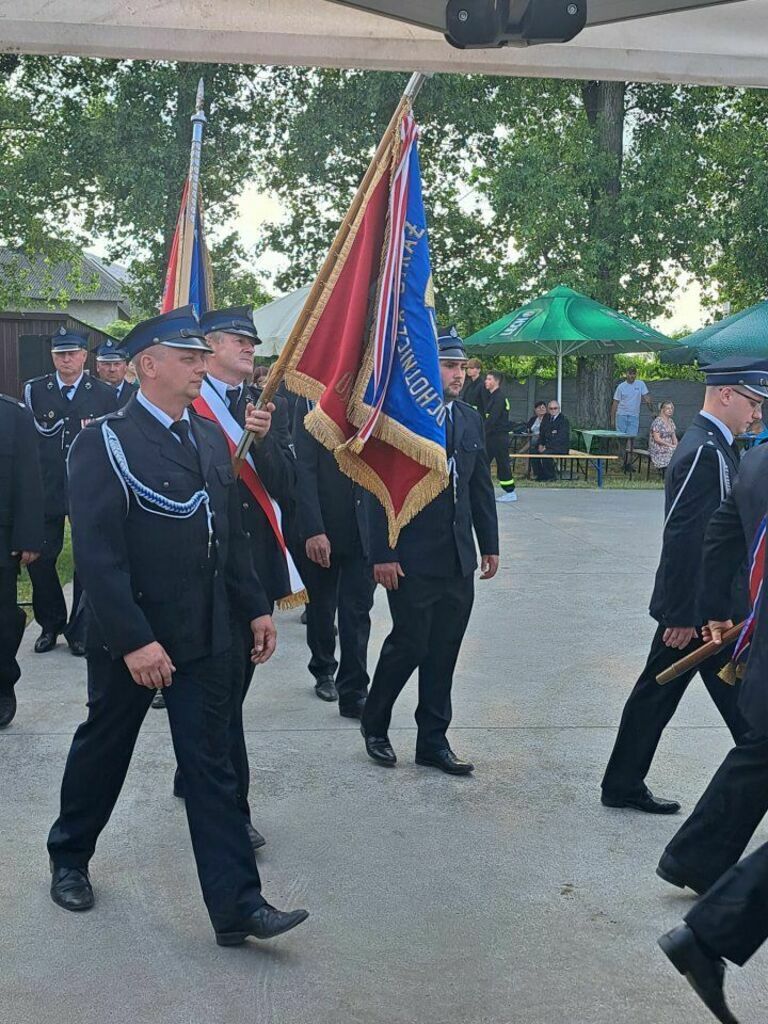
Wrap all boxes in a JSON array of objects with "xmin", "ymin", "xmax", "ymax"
[{"xmin": 195, "ymin": 77, "xmax": 205, "ymax": 114}]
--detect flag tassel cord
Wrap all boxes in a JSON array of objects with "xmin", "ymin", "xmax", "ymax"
[{"xmin": 232, "ymin": 70, "xmax": 431, "ymax": 476}]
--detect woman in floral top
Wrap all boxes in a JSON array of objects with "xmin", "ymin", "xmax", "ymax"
[{"xmin": 649, "ymin": 400, "xmax": 678, "ymax": 473}]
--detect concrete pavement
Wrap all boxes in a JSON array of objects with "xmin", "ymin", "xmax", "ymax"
[{"xmin": 2, "ymin": 488, "xmax": 765, "ymax": 1024}]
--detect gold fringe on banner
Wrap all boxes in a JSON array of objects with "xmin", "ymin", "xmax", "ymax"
[
  {"xmin": 335, "ymin": 441, "xmax": 447, "ymax": 549},
  {"xmin": 718, "ymin": 661, "xmax": 741, "ymax": 686},
  {"xmin": 276, "ymin": 589, "xmax": 308, "ymax": 611}
]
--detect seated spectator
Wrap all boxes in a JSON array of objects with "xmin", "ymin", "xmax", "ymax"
[
  {"xmin": 537, "ymin": 400, "xmax": 571, "ymax": 481},
  {"xmin": 460, "ymin": 358, "xmax": 488, "ymax": 413},
  {"xmin": 648, "ymin": 401, "xmax": 678, "ymax": 475},
  {"xmin": 523, "ymin": 400, "xmax": 547, "ymax": 450}
]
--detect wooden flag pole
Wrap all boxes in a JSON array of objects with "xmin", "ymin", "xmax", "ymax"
[
  {"xmin": 232, "ymin": 71, "xmax": 430, "ymax": 476},
  {"xmin": 655, "ymin": 621, "xmax": 744, "ymax": 685}
]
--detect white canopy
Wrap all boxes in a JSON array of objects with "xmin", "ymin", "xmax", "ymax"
[
  {"xmin": 3, "ymin": 0, "xmax": 768, "ymax": 88},
  {"xmin": 252, "ymin": 285, "xmax": 311, "ymax": 358}
]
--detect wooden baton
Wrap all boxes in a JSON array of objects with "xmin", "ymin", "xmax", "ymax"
[{"xmin": 656, "ymin": 622, "xmax": 744, "ymax": 685}]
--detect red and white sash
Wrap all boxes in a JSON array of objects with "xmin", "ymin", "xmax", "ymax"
[{"xmin": 193, "ymin": 380, "xmax": 306, "ymax": 610}]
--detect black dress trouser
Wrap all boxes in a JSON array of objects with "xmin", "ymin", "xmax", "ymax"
[
  {"xmin": 26, "ymin": 516, "xmax": 84, "ymax": 643},
  {"xmin": 664, "ymin": 731, "xmax": 768, "ymax": 892},
  {"xmin": 304, "ymin": 550, "xmax": 375, "ymax": 706},
  {"xmin": 0, "ymin": 565, "xmax": 26, "ymax": 689},
  {"xmin": 172, "ymin": 619, "xmax": 259, "ymax": 822},
  {"xmin": 686, "ymin": 841, "xmax": 768, "ymax": 966},
  {"xmin": 602, "ymin": 623, "xmax": 749, "ymax": 799},
  {"xmin": 362, "ymin": 572, "xmax": 475, "ymax": 753},
  {"xmin": 49, "ymin": 651, "xmax": 264, "ymax": 931}
]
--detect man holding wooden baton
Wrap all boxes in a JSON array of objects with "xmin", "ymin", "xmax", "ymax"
[
  {"xmin": 657, "ymin": 428, "xmax": 768, "ymax": 895},
  {"xmin": 600, "ymin": 357, "xmax": 765, "ymax": 814}
]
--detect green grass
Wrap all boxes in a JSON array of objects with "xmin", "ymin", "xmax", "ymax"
[{"xmin": 17, "ymin": 522, "xmax": 74, "ymax": 613}]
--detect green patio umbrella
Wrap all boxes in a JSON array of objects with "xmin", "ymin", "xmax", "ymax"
[
  {"xmin": 464, "ymin": 285, "xmax": 677, "ymax": 404},
  {"xmin": 661, "ymin": 298, "xmax": 768, "ymax": 365}
]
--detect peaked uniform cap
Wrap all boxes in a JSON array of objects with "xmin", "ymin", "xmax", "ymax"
[
  {"xmin": 94, "ymin": 339, "xmax": 128, "ymax": 362},
  {"xmin": 702, "ymin": 356, "xmax": 768, "ymax": 399},
  {"xmin": 199, "ymin": 305, "xmax": 260, "ymax": 343},
  {"xmin": 121, "ymin": 305, "xmax": 212, "ymax": 360},
  {"xmin": 50, "ymin": 326, "xmax": 90, "ymax": 353},
  {"xmin": 437, "ymin": 325, "xmax": 467, "ymax": 361}
]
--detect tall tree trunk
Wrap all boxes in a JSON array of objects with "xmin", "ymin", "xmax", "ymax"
[{"xmin": 576, "ymin": 80, "xmax": 626, "ymax": 428}]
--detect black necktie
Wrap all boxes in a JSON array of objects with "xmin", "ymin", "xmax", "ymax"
[
  {"xmin": 226, "ymin": 387, "xmax": 241, "ymax": 413},
  {"xmin": 61, "ymin": 384, "xmax": 74, "ymax": 402},
  {"xmin": 446, "ymin": 408, "xmax": 455, "ymax": 454},
  {"xmin": 170, "ymin": 420, "xmax": 199, "ymax": 465}
]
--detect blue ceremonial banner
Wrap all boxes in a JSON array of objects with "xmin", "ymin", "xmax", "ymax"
[{"xmin": 285, "ymin": 110, "xmax": 448, "ymax": 546}]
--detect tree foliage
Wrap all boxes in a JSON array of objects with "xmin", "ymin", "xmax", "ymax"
[{"xmin": 1, "ymin": 57, "xmax": 271, "ymax": 315}]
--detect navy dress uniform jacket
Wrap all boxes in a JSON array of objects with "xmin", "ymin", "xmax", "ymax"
[
  {"xmin": 0, "ymin": 395, "xmax": 45, "ymax": 567},
  {"xmin": 68, "ymin": 397, "xmax": 270, "ymax": 666},
  {"xmin": 699, "ymin": 442, "xmax": 768, "ymax": 734},
  {"xmin": 649, "ymin": 413, "xmax": 744, "ymax": 629},
  {"xmin": 24, "ymin": 373, "xmax": 118, "ymax": 517},
  {"xmin": 221, "ymin": 381, "xmax": 297, "ymax": 607},
  {"xmin": 538, "ymin": 412, "xmax": 571, "ymax": 455},
  {"xmin": 292, "ymin": 397, "xmax": 368, "ymax": 559},
  {"xmin": 114, "ymin": 379, "xmax": 138, "ymax": 409},
  {"xmin": 367, "ymin": 399, "xmax": 499, "ymax": 577}
]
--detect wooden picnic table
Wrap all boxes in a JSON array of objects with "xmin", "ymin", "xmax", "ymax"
[{"xmin": 511, "ymin": 448, "xmax": 619, "ymax": 488}]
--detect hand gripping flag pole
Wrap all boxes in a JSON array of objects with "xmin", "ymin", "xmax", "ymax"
[{"xmin": 232, "ymin": 71, "xmax": 430, "ymax": 477}]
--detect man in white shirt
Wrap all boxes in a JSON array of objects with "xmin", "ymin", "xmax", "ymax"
[{"xmin": 611, "ymin": 366, "xmax": 654, "ymax": 438}]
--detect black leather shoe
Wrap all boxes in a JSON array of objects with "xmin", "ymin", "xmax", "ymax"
[
  {"xmin": 34, "ymin": 630, "xmax": 58, "ymax": 654},
  {"xmin": 656, "ymin": 851, "xmax": 707, "ymax": 895},
  {"xmin": 415, "ymin": 748, "xmax": 474, "ymax": 775},
  {"xmin": 339, "ymin": 699, "xmax": 366, "ymax": 720},
  {"xmin": 314, "ymin": 676, "xmax": 338, "ymax": 702},
  {"xmin": 151, "ymin": 689, "xmax": 166, "ymax": 709},
  {"xmin": 601, "ymin": 788, "xmax": 680, "ymax": 814},
  {"xmin": 50, "ymin": 865, "xmax": 94, "ymax": 912},
  {"xmin": 246, "ymin": 822, "xmax": 266, "ymax": 851},
  {"xmin": 659, "ymin": 923, "xmax": 739, "ymax": 1024},
  {"xmin": 69, "ymin": 640, "xmax": 86, "ymax": 657},
  {"xmin": 215, "ymin": 904, "xmax": 309, "ymax": 946},
  {"xmin": 0, "ymin": 686, "xmax": 17, "ymax": 729},
  {"xmin": 360, "ymin": 725, "xmax": 396, "ymax": 766}
]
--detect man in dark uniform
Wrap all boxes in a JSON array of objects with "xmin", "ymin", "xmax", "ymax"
[
  {"xmin": 47, "ymin": 306, "xmax": 308, "ymax": 945},
  {"xmin": 0, "ymin": 395, "xmax": 44, "ymax": 727},
  {"xmin": 253, "ymin": 364, "xmax": 293, "ymax": 451},
  {"xmin": 658, "ymin": 450, "xmax": 768, "ymax": 1023},
  {"xmin": 658, "ymin": 389, "xmax": 768, "ymax": 895},
  {"xmin": 600, "ymin": 358, "xmax": 763, "ymax": 814},
  {"xmin": 293, "ymin": 396, "xmax": 375, "ymax": 715},
  {"xmin": 483, "ymin": 368, "xmax": 516, "ymax": 503},
  {"xmin": 24, "ymin": 327, "xmax": 117, "ymax": 655},
  {"xmin": 94, "ymin": 339, "xmax": 138, "ymax": 408},
  {"xmin": 170, "ymin": 305, "xmax": 299, "ymax": 852},
  {"xmin": 360, "ymin": 330, "xmax": 500, "ymax": 774},
  {"xmin": 536, "ymin": 399, "xmax": 571, "ymax": 481}
]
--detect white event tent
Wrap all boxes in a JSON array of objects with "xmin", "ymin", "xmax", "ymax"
[{"xmin": 2, "ymin": 0, "xmax": 768, "ymax": 89}]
